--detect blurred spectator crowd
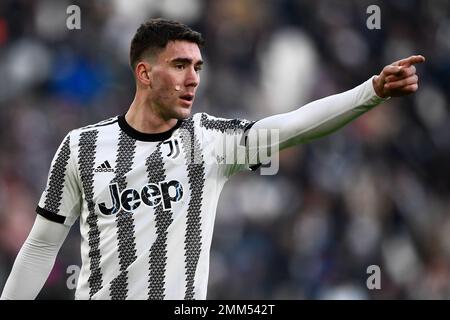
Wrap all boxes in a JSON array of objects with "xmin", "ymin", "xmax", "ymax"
[{"xmin": 0, "ymin": 0, "xmax": 449, "ymax": 299}]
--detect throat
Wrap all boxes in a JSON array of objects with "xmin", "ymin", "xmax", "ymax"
[{"xmin": 125, "ymin": 108, "xmax": 178, "ymax": 134}]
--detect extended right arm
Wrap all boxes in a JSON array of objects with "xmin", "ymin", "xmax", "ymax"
[
  {"xmin": 0, "ymin": 214, "xmax": 71, "ymax": 300},
  {"xmin": 245, "ymin": 55, "xmax": 425, "ymax": 165}
]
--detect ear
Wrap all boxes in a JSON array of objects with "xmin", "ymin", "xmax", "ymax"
[{"xmin": 135, "ymin": 62, "xmax": 152, "ymax": 86}]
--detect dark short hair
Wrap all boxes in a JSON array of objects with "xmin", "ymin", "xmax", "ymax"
[{"xmin": 129, "ymin": 18, "xmax": 205, "ymax": 70}]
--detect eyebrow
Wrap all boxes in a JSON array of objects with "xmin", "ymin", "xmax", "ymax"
[{"xmin": 170, "ymin": 57, "xmax": 204, "ymax": 66}]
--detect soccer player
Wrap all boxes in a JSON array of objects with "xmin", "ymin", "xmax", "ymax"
[{"xmin": 0, "ymin": 19, "xmax": 424, "ymax": 300}]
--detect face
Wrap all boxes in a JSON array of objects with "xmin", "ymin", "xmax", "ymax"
[{"xmin": 145, "ymin": 40, "xmax": 203, "ymax": 120}]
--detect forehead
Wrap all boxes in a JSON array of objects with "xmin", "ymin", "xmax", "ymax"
[{"xmin": 158, "ymin": 40, "xmax": 202, "ymax": 62}]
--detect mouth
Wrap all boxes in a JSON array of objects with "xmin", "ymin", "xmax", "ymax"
[{"xmin": 179, "ymin": 94, "xmax": 194, "ymax": 106}]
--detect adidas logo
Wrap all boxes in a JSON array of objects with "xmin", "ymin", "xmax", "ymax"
[{"xmin": 94, "ymin": 160, "xmax": 115, "ymax": 173}]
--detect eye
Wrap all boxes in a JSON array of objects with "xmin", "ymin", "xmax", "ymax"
[
  {"xmin": 195, "ymin": 66, "xmax": 203, "ymax": 73},
  {"xmin": 175, "ymin": 64, "xmax": 185, "ymax": 70}
]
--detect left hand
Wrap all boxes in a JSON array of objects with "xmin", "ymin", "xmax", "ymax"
[{"xmin": 373, "ymin": 55, "xmax": 425, "ymax": 98}]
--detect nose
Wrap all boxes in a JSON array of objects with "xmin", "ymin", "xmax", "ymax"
[{"xmin": 185, "ymin": 66, "xmax": 199, "ymax": 88}]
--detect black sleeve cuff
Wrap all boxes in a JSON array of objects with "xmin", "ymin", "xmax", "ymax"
[
  {"xmin": 249, "ymin": 163, "xmax": 262, "ymax": 171},
  {"xmin": 36, "ymin": 206, "xmax": 66, "ymax": 224},
  {"xmin": 242, "ymin": 121, "xmax": 262, "ymax": 171}
]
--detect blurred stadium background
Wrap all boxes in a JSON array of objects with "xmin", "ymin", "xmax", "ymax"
[{"xmin": 0, "ymin": 0, "xmax": 449, "ymax": 299}]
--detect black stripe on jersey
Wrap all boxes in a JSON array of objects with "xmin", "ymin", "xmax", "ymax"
[
  {"xmin": 36, "ymin": 206, "xmax": 66, "ymax": 224},
  {"xmin": 109, "ymin": 130, "xmax": 137, "ymax": 300},
  {"xmin": 78, "ymin": 130, "xmax": 103, "ymax": 298},
  {"xmin": 179, "ymin": 118, "xmax": 205, "ymax": 300},
  {"xmin": 147, "ymin": 143, "xmax": 173, "ymax": 300},
  {"xmin": 43, "ymin": 135, "xmax": 71, "ymax": 214},
  {"xmin": 199, "ymin": 113, "xmax": 251, "ymax": 132}
]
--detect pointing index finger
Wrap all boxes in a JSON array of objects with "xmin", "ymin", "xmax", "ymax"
[{"xmin": 395, "ymin": 55, "xmax": 426, "ymax": 67}]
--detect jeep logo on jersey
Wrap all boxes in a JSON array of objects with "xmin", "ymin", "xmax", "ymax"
[{"xmin": 98, "ymin": 180, "xmax": 184, "ymax": 214}]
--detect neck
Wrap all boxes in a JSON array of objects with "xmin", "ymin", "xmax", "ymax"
[{"xmin": 125, "ymin": 94, "xmax": 178, "ymax": 134}]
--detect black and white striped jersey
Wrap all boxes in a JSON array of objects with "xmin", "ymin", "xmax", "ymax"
[{"xmin": 36, "ymin": 112, "xmax": 255, "ymax": 300}]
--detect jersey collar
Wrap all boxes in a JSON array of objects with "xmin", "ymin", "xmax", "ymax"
[{"xmin": 118, "ymin": 114, "xmax": 183, "ymax": 142}]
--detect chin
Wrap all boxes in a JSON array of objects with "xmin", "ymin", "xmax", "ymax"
[{"xmin": 176, "ymin": 107, "xmax": 192, "ymax": 119}]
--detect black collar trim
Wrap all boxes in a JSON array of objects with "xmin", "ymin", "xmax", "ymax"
[{"xmin": 118, "ymin": 114, "xmax": 182, "ymax": 142}]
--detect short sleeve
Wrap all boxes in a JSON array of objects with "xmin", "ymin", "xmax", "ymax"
[
  {"xmin": 198, "ymin": 113, "xmax": 260, "ymax": 178},
  {"xmin": 36, "ymin": 132, "xmax": 81, "ymax": 226}
]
